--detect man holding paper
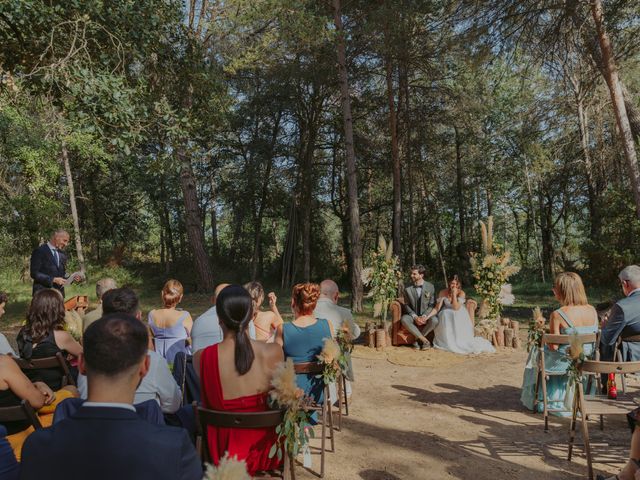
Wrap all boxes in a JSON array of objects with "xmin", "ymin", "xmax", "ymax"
[{"xmin": 30, "ymin": 229, "xmax": 80, "ymax": 297}]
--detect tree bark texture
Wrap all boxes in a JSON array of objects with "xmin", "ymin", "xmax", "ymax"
[
  {"xmin": 590, "ymin": 0, "xmax": 640, "ymax": 219},
  {"xmin": 333, "ymin": 0, "xmax": 363, "ymax": 312},
  {"xmin": 178, "ymin": 148, "xmax": 215, "ymax": 291},
  {"xmin": 61, "ymin": 143, "xmax": 86, "ymax": 275}
]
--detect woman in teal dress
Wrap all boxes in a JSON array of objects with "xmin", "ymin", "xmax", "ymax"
[{"xmin": 521, "ymin": 272, "xmax": 599, "ymax": 415}]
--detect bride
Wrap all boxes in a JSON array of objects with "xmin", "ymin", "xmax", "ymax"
[{"xmin": 426, "ymin": 275, "xmax": 495, "ymax": 355}]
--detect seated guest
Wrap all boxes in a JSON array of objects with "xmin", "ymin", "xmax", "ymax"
[
  {"xmin": 600, "ymin": 265, "xmax": 640, "ymax": 362},
  {"xmin": 314, "ymin": 279, "xmax": 361, "ymax": 340},
  {"xmin": 20, "ymin": 314, "xmax": 202, "ymax": 480},
  {"xmin": 0, "ymin": 354, "xmax": 75, "ymax": 461},
  {"xmin": 191, "ymin": 283, "xmax": 229, "ymax": 353},
  {"xmin": 0, "ymin": 425, "xmax": 19, "ymax": 480},
  {"xmin": 521, "ymin": 272, "xmax": 598, "ymax": 414},
  {"xmin": 243, "ymin": 281, "xmax": 283, "ymax": 342},
  {"xmin": 275, "ymin": 283, "xmax": 334, "ymax": 405},
  {"xmin": 194, "ymin": 285, "xmax": 283, "ymax": 475},
  {"xmin": 16, "ymin": 289, "xmax": 82, "ymax": 390},
  {"xmin": 77, "ymin": 288, "xmax": 181, "ymax": 414},
  {"xmin": 0, "ymin": 292, "xmax": 17, "ymax": 356},
  {"xmin": 148, "ymin": 279, "xmax": 193, "ymax": 364},
  {"xmin": 83, "ymin": 278, "xmax": 117, "ymax": 332}
]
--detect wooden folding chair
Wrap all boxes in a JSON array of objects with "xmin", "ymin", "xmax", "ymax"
[
  {"xmin": 614, "ymin": 334, "xmax": 640, "ymax": 392},
  {"xmin": 533, "ymin": 333, "xmax": 597, "ymax": 431},
  {"xmin": 294, "ymin": 361, "xmax": 335, "ymax": 478},
  {"xmin": 192, "ymin": 403, "xmax": 293, "ymax": 479},
  {"xmin": 14, "ymin": 352, "xmax": 76, "ymax": 387},
  {"xmin": 0, "ymin": 399, "xmax": 43, "ymax": 430},
  {"xmin": 336, "ymin": 372, "xmax": 349, "ymax": 430},
  {"xmin": 567, "ymin": 360, "xmax": 640, "ymax": 480}
]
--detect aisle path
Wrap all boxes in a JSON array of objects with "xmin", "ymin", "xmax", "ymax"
[{"xmin": 300, "ymin": 347, "xmax": 628, "ymax": 479}]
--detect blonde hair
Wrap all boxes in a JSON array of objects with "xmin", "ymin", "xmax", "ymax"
[
  {"xmin": 554, "ymin": 272, "xmax": 588, "ymax": 306},
  {"xmin": 162, "ymin": 279, "xmax": 183, "ymax": 308}
]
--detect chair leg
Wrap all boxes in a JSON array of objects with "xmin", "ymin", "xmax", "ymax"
[
  {"xmin": 336, "ymin": 378, "xmax": 343, "ymax": 431},
  {"xmin": 600, "ymin": 415, "xmax": 603, "ymax": 431},
  {"xmin": 541, "ymin": 373, "xmax": 549, "ymax": 431},
  {"xmin": 320, "ymin": 396, "xmax": 327, "ymax": 478},
  {"xmin": 568, "ymin": 397, "xmax": 578, "ymax": 461},
  {"xmin": 580, "ymin": 409, "xmax": 594, "ymax": 480},
  {"xmin": 342, "ymin": 375, "xmax": 349, "ymax": 417},
  {"xmin": 327, "ymin": 387, "xmax": 335, "ymax": 453}
]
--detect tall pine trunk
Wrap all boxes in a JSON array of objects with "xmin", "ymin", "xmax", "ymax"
[
  {"xmin": 61, "ymin": 143, "xmax": 86, "ymax": 275},
  {"xmin": 333, "ymin": 0, "xmax": 363, "ymax": 312},
  {"xmin": 591, "ymin": 0, "xmax": 640, "ymax": 219},
  {"xmin": 178, "ymin": 148, "xmax": 214, "ymax": 292}
]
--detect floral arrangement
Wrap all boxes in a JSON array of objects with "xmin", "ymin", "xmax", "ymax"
[
  {"xmin": 316, "ymin": 337, "xmax": 345, "ymax": 385},
  {"xmin": 361, "ymin": 236, "xmax": 402, "ymax": 323},
  {"xmin": 526, "ymin": 307, "xmax": 546, "ymax": 352},
  {"xmin": 268, "ymin": 359, "xmax": 314, "ymax": 461},
  {"xmin": 470, "ymin": 217, "xmax": 520, "ymax": 321},
  {"xmin": 336, "ymin": 320, "xmax": 354, "ymax": 357},
  {"xmin": 203, "ymin": 454, "xmax": 251, "ymax": 480},
  {"xmin": 566, "ymin": 333, "xmax": 586, "ymax": 389}
]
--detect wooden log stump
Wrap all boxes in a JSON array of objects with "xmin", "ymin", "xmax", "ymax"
[
  {"xmin": 496, "ymin": 325, "xmax": 505, "ymax": 347},
  {"xmin": 375, "ymin": 328, "xmax": 386, "ymax": 350},
  {"xmin": 513, "ymin": 337, "xmax": 522, "ymax": 349},
  {"xmin": 504, "ymin": 328, "xmax": 514, "ymax": 348},
  {"xmin": 367, "ymin": 325, "xmax": 376, "ymax": 349}
]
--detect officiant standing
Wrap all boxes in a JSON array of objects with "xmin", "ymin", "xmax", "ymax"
[{"xmin": 30, "ymin": 229, "xmax": 74, "ymax": 297}]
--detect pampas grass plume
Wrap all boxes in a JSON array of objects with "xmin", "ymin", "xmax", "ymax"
[
  {"xmin": 270, "ymin": 359, "xmax": 301, "ymax": 409},
  {"xmin": 317, "ymin": 338, "xmax": 341, "ymax": 365},
  {"xmin": 203, "ymin": 454, "xmax": 252, "ymax": 480}
]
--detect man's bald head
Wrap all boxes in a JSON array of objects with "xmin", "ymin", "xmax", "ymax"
[
  {"xmin": 212, "ymin": 283, "xmax": 230, "ymax": 305},
  {"xmin": 320, "ymin": 279, "xmax": 339, "ymax": 304}
]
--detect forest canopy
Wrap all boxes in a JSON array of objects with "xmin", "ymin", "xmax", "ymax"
[{"xmin": 1, "ymin": 0, "xmax": 640, "ymax": 308}]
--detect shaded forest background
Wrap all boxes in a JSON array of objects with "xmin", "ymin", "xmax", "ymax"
[{"xmin": 1, "ymin": 0, "xmax": 640, "ymax": 311}]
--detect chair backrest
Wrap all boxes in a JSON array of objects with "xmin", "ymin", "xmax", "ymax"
[
  {"xmin": 581, "ymin": 360, "xmax": 640, "ymax": 374},
  {"xmin": 14, "ymin": 352, "xmax": 76, "ymax": 387},
  {"xmin": 541, "ymin": 333, "xmax": 598, "ymax": 346},
  {"xmin": 293, "ymin": 361, "xmax": 323, "ymax": 375},
  {"xmin": 0, "ymin": 399, "xmax": 42, "ymax": 430},
  {"xmin": 192, "ymin": 402, "xmax": 284, "ymax": 462},
  {"xmin": 617, "ymin": 334, "xmax": 640, "ymax": 345}
]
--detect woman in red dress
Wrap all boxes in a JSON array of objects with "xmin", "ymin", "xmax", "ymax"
[{"xmin": 194, "ymin": 285, "xmax": 284, "ymax": 474}]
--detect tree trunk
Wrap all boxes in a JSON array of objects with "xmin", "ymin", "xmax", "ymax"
[
  {"xmin": 591, "ymin": 0, "xmax": 640, "ymax": 219},
  {"xmin": 178, "ymin": 148, "xmax": 214, "ymax": 292},
  {"xmin": 454, "ymin": 125, "xmax": 466, "ymax": 246},
  {"xmin": 251, "ymin": 112, "xmax": 282, "ymax": 280},
  {"xmin": 384, "ymin": 29, "xmax": 402, "ymax": 262},
  {"xmin": 61, "ymin": 143, "xmax": 86, "ymax": 275},
  {"xmin": 333, "ymin": 0, "xmax": 363, "ymax": 312}
]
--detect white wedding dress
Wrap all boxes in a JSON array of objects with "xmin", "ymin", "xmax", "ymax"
[{"xmin": 433, "ymin": 297, "xmax": 496, "ymax": 354}]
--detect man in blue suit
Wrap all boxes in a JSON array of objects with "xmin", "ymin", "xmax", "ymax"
[
  {"xmin": 29, "ymin": 230, "xmax": 71, "ymax": 297},
  {"xmin": 600, "ymin": 265, "xmax": 640, "ymax": 362},
  {"xmin": 19, "ymin": 313, "xmax": 203, "ymax": 480}
]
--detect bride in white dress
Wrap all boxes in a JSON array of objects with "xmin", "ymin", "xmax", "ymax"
[{"xmin": 430, "ymin": 276, "xmax": 495, "ymax": 355}]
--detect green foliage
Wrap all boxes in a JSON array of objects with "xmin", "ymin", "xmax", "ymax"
[{"xmin": 362, "ymin": 237, "xmax": 402, "ymax": 323}]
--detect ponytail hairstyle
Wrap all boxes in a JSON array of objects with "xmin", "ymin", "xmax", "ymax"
[
  {"xmin": 291, "ymin": 283, "xmax": 320, "ymax": 316},
  {"xmin": 161, "ymin": 279, "xmax": 183, "ymax": 308},
  {"xmin": 216, "ymin": 285, "xmax": 255, "ymax": 375}
]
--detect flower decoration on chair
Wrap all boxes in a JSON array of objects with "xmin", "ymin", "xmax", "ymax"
[
  {"xmin": 566, "ymin": 333, "xmax": 586, "ymax": 389},
  {"xmin": 361, "ymin": 235, "xmax": 402, "ymax": 324},
  {"xmin": 470, "ymin": 217, "xmax": 520, "ymax": 323},
  {"xmin": 316, "ymin": 337, "xmax": 345, "ymax": 385},
  {"xmin": 268, "ymin": 359, "xmax": 314, "ymax": 461},
  {"xmin": 203, "ymin": 453, "xmax": 251, "ymax": 480},
  {"xmin": 526, "ymin": 307, "xmax": 546, "ymax": 353}
]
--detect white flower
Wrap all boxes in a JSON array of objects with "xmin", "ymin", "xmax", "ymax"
[
  {"xmin": 498, "ymin": 284, "xmax": 515, "ymax": 306},
  {"xmin": 360, "ymin": 267, "xmax": 374, "ymax": 285}
]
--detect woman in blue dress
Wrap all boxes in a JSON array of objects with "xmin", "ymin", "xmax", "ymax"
[
  {"xmin": 521, "ymin": 272, "xmax": 599, "ymax": 415},
  {"xmin": 275, "ymin": 283, "xmax": 334, "ymax": 404}
]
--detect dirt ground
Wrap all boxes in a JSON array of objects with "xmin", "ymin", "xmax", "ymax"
[{"xmin": 297, "ymin": 345, "xmax": 632, "ymax": 480}]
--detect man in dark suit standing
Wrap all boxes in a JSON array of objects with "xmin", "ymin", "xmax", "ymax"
[
  {"xmin": 401, "ymin": 264, "xmax": 438, "ymax": 350},
  {"xmin": 30, "ymin": 230, "xmax": 71, "ymax": 297},
  {"xmin": 20, "ymin": 313, "xmax": 202, "ymax": 480},
  {"xmin": 600, "ymin": 265, "xmax": 640, "ymax": 362}
]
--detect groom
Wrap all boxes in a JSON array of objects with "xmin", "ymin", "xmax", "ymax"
[{"xmin": 401, "ymin": 265, "xmax": 438, "ymax": 350}]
